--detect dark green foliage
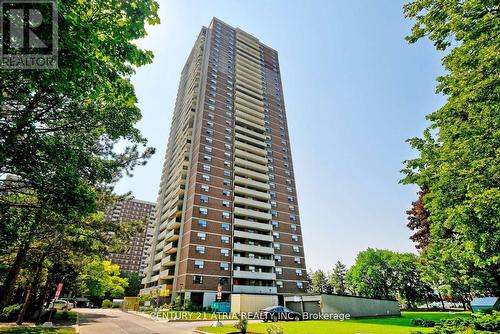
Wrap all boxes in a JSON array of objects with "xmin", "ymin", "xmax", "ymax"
[
  {"xmin": 401, "ymin": 0, "xmax": 500, "ymax": 296},
  {"xmin": 101, "ymin": 299, "xmax": 112, "ymax": 308}
]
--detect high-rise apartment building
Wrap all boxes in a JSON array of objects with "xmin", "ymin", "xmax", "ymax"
[
  {"xmin": 141, "ymin": 18, "xmax": 307, "ymax": 306},
  {"xmin": 106, "ymin": 199, "xmax": 156, "ymax": 274}
]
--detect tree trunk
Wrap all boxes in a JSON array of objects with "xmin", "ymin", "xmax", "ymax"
[
  {"xmin": 437, "ymin": 291, "xmax": 445, "ymax": 310},
  {"xmin": 16, "ymin": 253, "xmax": 46, "ymax": 325},
  {"xmin": 0, "ymin": 242, "xmax": 29, "ymax": 309}
]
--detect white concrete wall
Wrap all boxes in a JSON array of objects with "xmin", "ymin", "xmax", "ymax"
[{"xmin": 231, "ymin": 294, "xmax": 278, "ymax": 313}]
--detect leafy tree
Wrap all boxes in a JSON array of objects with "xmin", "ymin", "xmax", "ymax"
[
  {"xmin": 78, "ymin": 260, "xmax": 128, "ymax": 299},
  {"xmin": 122, "ymin": 271, "xmax": 143, "ymax": 296},
  {"xmin": 346, "ymin": 248, "xmax": 398, "ymax": 300},
  {"xmin": 0, "ymin": 0, "xmax": 159, "ymax": 315},
  {"xmin": 401, "ymin": 0, "xmax": 500, "ymax": 295},
  {"xmin": 310, "ymin": 270, "xmax": 331, "ymax": 294},
  {"xmin": 329, "ymin": 261, "xmax": 348, "ymax": 295},
  {"xmin": 406, "ymin": 186, "xmax": 431, "ymax": 249}
]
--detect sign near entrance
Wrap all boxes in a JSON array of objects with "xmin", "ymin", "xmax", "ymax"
[{"xmin": 54, "ymin": 283, "xmax": 63, "ymax": 300}]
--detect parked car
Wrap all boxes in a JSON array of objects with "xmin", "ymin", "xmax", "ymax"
[
  {"xmin": 49, "ymin": 299, "xmax": 73, "ymax": 311},
  {"xmin": 259, "ymin": 306, "xmax": 302, "ymax": 322},
  {"xmin": 58, "ymin": 298, "xmax": 75, "ymax": 309}
]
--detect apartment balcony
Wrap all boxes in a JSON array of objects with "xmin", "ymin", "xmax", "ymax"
[
  {"xmin": 235, "ymin": 116, "xmax": 266, "ymax": 133},
  {"xmin": 234, "ymin": 242, "xmax": 274, "ymax": 255},
  {"xmin": 141, "ymin": 277, "xmax": 147, "ymax": 284},
  {"xmin": 236, "ymin": 110, "xmax": 265, "ymax": 128},
  {"xmin": 168, "ymin": 207, "xmax": 181, "ymax": 219},
  {"xmin": 235, "ymin": 131, "xmax": 266, "ymax": 149},
  {"xmin": 155, "ymin": 240, "xmax": 165, "ymax": 252},
  {"xmin": 157, "ymin": 229, "xmax": 167, "ymax": 242},
  {"xmin": 235, "ymin": 80, "xmax": 262, "ymax": 98},
  {"xmin": 233, "ymin": 285, "xmax": 277, "ymax": 294},
  {"xmin": 233, "ymin": 270, "xmax": 276, "ymax": 281},
  {"xmin": 236, "ymin": 41, "xmax": 260, "ymax": 58},
  {"xmin": 150, "ymin": 274, "xmax": 160, "ymax": 283},
  {"xmin": 154, "ymin": 251, "xmax": 163, "ymax": 261},
  {"xmin": 235, "ymin": 139, "xmax": 267, "ymax": 157},
  {"xmin": 234, "ymin": 175, "xmax": 269, "ymax": 191},
  {"xmin": 159, "ymin": 269, "xmax": 174, "ymax": 280},
  {"xmin": 167, "ymin": 219, "xmax": 181, "ymax": 231},
  {"xmin": 234, "ymin": 218, "xmax": 272, "ymax": 231},
  {"xmin": 236, "ymin": 48, "xmax": 261, "ymax": 66},
  {"xmin": 234, "ymin": 166, "xmax": 269, "ymax": 182},
  {"xmin": 158, "ymin": 219, "xmax": 169, "ymax": 232},
  {"xmin": 235, "ymin": 65, "xmax": 261, "ymax": 83},
  {"xmin": 234, "ymin": 207, "xmax": 272, "ymax": 221},
  {"xmin": 161, "ymin": 255, "xmax": 176, "ymax": 267},
  {"xmin": 165, "ymin": 229, "xmax": 179, "ymax": 242},
  {"xmin": 234, "ymin": 149, "xmax": 267, "ymax": 166},
  {"xmin": 236, "ymin": 72, "xmax": 262, "ymax": 92},
  {"xmin": 233, "ymin": 255, "xmax": 275, "ymax": 267},
  {"xmin": 234, "ymin": 196, "xmax": 271, "ymax": 211},
  {"xmin": 235, "ymin": 90, "xmax": 264, "ymax": 107},
  {"xmin": 234, "ymin": 230, "xmax": 273, "ymax": 242},
  {"xmin": 164, "ymin": 242, "xmax": 178, "ymax": 254},
  {"xmin": 234, "ymin": 157, "xmax": 268, "ymax": 174},
  {"xmin": 152, "ymin": 262, "xmax": 161, "ymax": 272},
  {"xmin": 235, "ymin": 125, "xmax": 266, "ymax": 141}
]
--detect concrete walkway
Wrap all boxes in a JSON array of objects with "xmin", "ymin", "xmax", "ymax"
[{"xmin": 76, "ymin": 308, "xmax": 222, "ymax": 334}]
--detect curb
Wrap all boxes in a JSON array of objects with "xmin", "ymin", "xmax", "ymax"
[{"xmin": 75, "ymin": 311, "xmax": 80, "ymax": 334}]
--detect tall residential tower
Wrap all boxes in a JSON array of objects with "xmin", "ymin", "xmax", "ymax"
[{"xmin": 141, "ymin": 18, "xmax": 307, "ymax": 307}]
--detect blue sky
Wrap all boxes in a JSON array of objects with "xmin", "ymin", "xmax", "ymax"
[{"xmin": 115, "ymin": 0, "xmax": 445, "ymax": 270}]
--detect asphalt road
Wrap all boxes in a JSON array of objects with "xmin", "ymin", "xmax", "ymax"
[{"xmin": 76, "ymin": 308, "xmax": 216, "ymax": 334}]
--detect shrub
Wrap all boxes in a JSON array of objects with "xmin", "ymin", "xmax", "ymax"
[
  {"xmin": 60, "ymin": 311, "xmax": 69, "ymax": 320},
  {"xmin": 182, "ymin": 299, "xmax": 193, "ymax": 311},
  {"xmin": 112, "ymin": 302, "xmax": 121, "ymax": 308},
  {"xmin": 422, "ymin": 320, "xmax": 436, "ymax": 327},
  {"xmin": 102, "ymin": 299, "xmax": 112, "ymax": 308},
  {"xmin": 0, "ymin": 304, "xmax": 22, "ymax": 321},
  {"xmin": 234, "ymin": 313, "xmax": 248, "ymax": 334},
  {"xmin": 170, "ymin": 295, "xmax": 182, "ymax": 310},
  {"xmin": 429, "ymin": 311, "xmax": 499, "ymax": 334},
  {"xmin": 411, "ymin": 318, "xmax": 424, "ymax": 326},
  {"xmin": 266, "ymin": 324, "xmax": 284, "ymax": 334}
]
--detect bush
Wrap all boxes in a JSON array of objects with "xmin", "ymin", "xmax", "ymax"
[
  {"xmin": 112, "ymin": 302, "xmax": 121, "ymax": 308},
  {"xmin": 234, "ymin": 313, "xmax": 248, "ymax": 334},
  {"xmin": 102, "ymin": 299, "xmax": 112, "ymax": 308},
  {"xmin": 182, "ymin": 299, "xmax": 193, "ymax": 311},
  {"xmin": 266, "ymin": 324, "xmax": 284, "ymax": 334},
  {"xmin": 60, "ymin": 311, "xmax": 69, "ymax": 320},
  {"xmin": 0, "ymin": 304, "xmax": 22, "ymax": 321},
  {"xmin": 422, "ymin": 320, "xmax": 436, "ymax": 327},
  {"xmin": 170, "ymin": 295, "xmax": 182, "ymax": 310},
  {"xmin": 411, "ymin": 318, "xmax": 424, "ymax": 326},
  {"xmin": 428, "ymin": 311, "xmax": 499, "ymax": 334}
]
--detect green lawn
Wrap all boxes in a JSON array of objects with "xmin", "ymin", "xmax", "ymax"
[
  {"xmin": 0, "ymin": 328, "xmax": 74, "ymax": 334},
  {"xmin": 198, "ymin": 311, "xmax": 470, "ymax": 334}
]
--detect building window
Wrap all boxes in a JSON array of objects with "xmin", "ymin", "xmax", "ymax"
[
  {"xmin": 294, "ymin": 256, "xmax": 301, "ymax": 264},
  {"xmin": 224, "ymin": 160, "xmax": 231, "ymax": 167},
  {"xmin": 293, "ymin": 245, "xmax": 300, "ymax": 253},
  {"xmin": 222, "ymin": 211, "xmax": 230, "ymax": 219},
  {"xmin": 196, "ymin": 245, "xmax": 205, "ymax": 254},
  {"xmin": 221, "ymin": 249, "xmax": 229, "ymax": 257},
  {"xmin": 193, "ymin": 275, "xmax": 203, "ymax": 284},
  {"xmin": 203, "ymin": 164, "xmax": 211, "ymax": 172},
  {"xmin": 274, "ymin": 243, "xmax": 280, "ymax": 250},
  {"xmin": 275, "ymin": 255, "xmax": 282, "ymax": 262},
  {"xmin": 194, "ymin": 260, "xmax": 204, "ymax": 269},
  {"xmin": 222, "ymin": 200, "xmax": 230, "ymax": 208},
  {"xmin": 201, "ymin": 185, "xmax": 209, "ymax": 192},
  {"xmin": 221, "ymin": 236, "xmax": 229, "ymax": 244},
  {"xmin": 271, "ymin": 201, "xmax": 277, "ymax": 208},
  {"xmin": 197, "ymin": 220, "xmax": 207, "ymax": 228},
  {"xmin": 202, "ymin": 175, "xmax": 210, "ymax": 182},
  {"xmin": 223, "ymin": 179, "xmax": 231, "ymax": 186},
  {"xmin": 200, "ymin": 195, "xmax": 209, "ymax": 203},
  {"xmin": 197, "ymin": 232, "xmax": 207, "ymax": 241},
  {"xmin": 223, "ymin": 189, "xmax": 231, "ymax": 196},
  {"xmin": 273, "ymin": 232, "xmax": 280, "ymax": 239},
  {"xmin": 271, "ymin": 221, "xmax": 279, "ymax": 229},
  {"xmin": 291, "ymin": 224, "xmax": 297, "ymax": 231},
  {"xmin": 270, "ymin": 191, "xmax": 277, "ymax": 198},
  {"xmin": 203, "ymin": 155, "xmax": 212, "ymax": 162},
  {"xmin": 292, "ymin": 234, "xmax": 299, "ymax": 242},
  {"xmin": 220, "ymin": 262, "xmax": 229, "ymax": 271},
  {"xmin": 221, "ymin": 223, "xmax": 230, "ymax": 231},
  {"xmin": 271, "ymin": 210, "xmax": 278, "ymax": 218},
  {"xmin": 223, "ymin": 170, "xmax": 231, "ymax": 176},
  {"xmin": 205, "ymin": 146, "xmax": 213, "ymax": 153},
  {"xmin": 289, "ymin": 214, "xmax": 296, "ymax": 221},
  {"xmin": 287, "ymin": 195, "xmax": 294, "ymax": 202},
  {"xmin": 199, "ymin": 207, "xmax": 208, "ymax": 215},
  {"xmin": 296, "ymin": 281, "xmax": 304, "ymax": 289},
  {"xmin": 275, "ymin": 267, "xmax": 282, "ymax": 275},
  {"xmin": 296, "ymin": 269, "xmax": 302, "ymax": 276}
]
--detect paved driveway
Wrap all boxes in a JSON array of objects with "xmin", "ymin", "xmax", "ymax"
[{"xmin": 76, "ymin": 308, "xmax": 217, "ymax": 334}]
